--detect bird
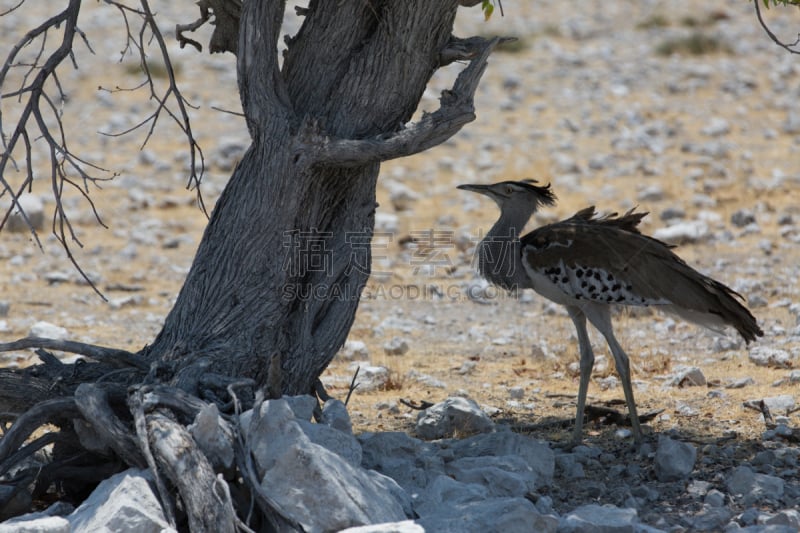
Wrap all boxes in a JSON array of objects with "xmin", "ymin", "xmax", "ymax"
[{"xmin": 457, "ymin": 179, "xmax": 763, "ymax": 445}]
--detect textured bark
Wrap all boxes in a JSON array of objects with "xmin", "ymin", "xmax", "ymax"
[
  {"xmin": 144, "ymin": 0, "xmax": 497, "ymax": 395},
  {"xmin": 147, "ymin": 412, "xmax": 237, "ymax": 532},
  {"xmin": 0, "ymin": 0, "xmax": 499, "ymax": 524}
]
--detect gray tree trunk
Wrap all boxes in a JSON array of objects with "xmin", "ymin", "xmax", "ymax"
[
  {"xmin": 143, "ymin": 0, "xmax": 496, "ymax": 395},
  {"xmin": 0, "ymin": 0, "xmax": 499, "ymax": 523}
]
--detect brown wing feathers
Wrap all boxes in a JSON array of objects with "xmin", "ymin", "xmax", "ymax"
[{"xmin": 522, "ymin": 207, "xmax": 764, "ymax": 343}]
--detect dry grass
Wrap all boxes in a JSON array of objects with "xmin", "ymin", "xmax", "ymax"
[
  {"xmin": 1, "ymin": 1, "xmax": 797, "ymax": 448},
  {"xmin": 655, "ymin": 32, "xmax": 733, "ymax": 56}
]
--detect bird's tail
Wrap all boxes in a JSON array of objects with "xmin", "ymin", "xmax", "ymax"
[{"xmin": 663, "ymin": 269, "xmax": 763, "ymax": 344}]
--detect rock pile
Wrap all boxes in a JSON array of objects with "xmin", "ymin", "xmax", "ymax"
[{"xmin": 5, "ymin": 396, "xmax": 798, "ymax": 532}]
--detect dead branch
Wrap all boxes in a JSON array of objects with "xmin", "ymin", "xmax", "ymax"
[
  {"xmin": 0, "ymin": 0, "xmax": 110, "ymax": 295},
  {"xmin": 439, "ymin": 35, "xmax": 516, "ymax": 66},
  {"xmin": 139, "ymin": 384, "xmax": 211, "ymax": 421},
  {"xmin": 297, "ymin": 37, "xmax": 501, "ymax": 168},
  {"xmin": 0, "ymin": 0, "xmax": 208, "ymax": 288},
  {"xmin": 743, "ymin": 399, "xmax": 775, "ymax": 426},
  {"xmin": 129, "ymin": 388, "xmax": 177, "ymax": 528},
  {"xmin": 266, "ymin": 352, "xmax": 282, "ymax": 400},
  {"xmin": 0, "ymin": 432, "xmax": 59, "ymax": 477},
  {"xmin": 0, "ymin": 337, "xmax": 148, "ymax": 370},
  {"xmin": 148, "ymin": 411, "xmax": 237, "ymax": 533},
  {"xmin": 585, "ymin": 405, "xmax": 663, "ymax": 426},
  {"xmin": 344, "ymin": 366, "xmax": 360, "ymax": 406},
  {"xmin": 74, "ymin": 383, "xmax": 146, "ymax": 468},
  {"xmin": 100, "ymin": 0, "xmax": 208, "ymax": 214},
  {"xmin": 176, "ymin": 8, "xmax": 209, "ymax": 52},
  {"xmin": 0, "ymin": 398, "xmax": 78, "ymax": 464},
  {"xmin": 399, "ymin": 398, "xmax": 435, "ymax": 411}
]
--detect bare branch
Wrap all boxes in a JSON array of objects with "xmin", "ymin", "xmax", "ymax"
[
  {"xmin": 0, "ymin": 337, "xmax": 148, "ymax": 370},
  {"xmin": 0, "ymin": 432, "xmax": 59, "ymax": 477},
  {"xmin": 440, "ymin": 35, "xmax": 516, "ymax": 66},
  {"xmin": 176, "ymin": 8, "xmax": 210, "ymax": 53},
  {"xmin": 754, "ymin": 0, "xmax": 800, "ymax": 54},
  {"xmin": 0, "ymin": 2, "xmax": 76, "ymax": 243},
  {"xmin": 0, "ymin": 0, "xmax": 26, "ymax": 17},
  {"xmin": 205, "ymin": 0, "xmax": 242, "ymax": 54},
  {"xmin": 101, "ymin": 1, "xmax": 208, "ymax": 214},
  {"xmin": 139, "ymin": 0, "xmax": 207, "ymax": 213},
  {"xmin": 299, "ymin": 37, "xmax": 500, "ymax": 168},
  {"xmin": 1, "ymin": 0, "xmax": 210, "ymax": 290},
  {"xmin": 176, "ymin": 0, "xmax": 242, "ymax": 55}
]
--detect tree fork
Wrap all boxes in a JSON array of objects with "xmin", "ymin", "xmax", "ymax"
[{"xmin": 141, "ymin": 2, "xmax": 499, "ymax": 396}]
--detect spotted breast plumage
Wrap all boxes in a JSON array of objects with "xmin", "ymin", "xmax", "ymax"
[{"xmin": 458, "ymin": 180, "xmax": 763, "ymax": 446}]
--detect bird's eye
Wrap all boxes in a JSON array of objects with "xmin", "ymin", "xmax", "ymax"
[{"xmin": 505, "ymin": 186, "xmax": 514, "ymax": 195}]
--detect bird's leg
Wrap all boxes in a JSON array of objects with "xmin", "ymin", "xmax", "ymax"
[
  {"xmin": 567, "ymin": 306, "xmax": 594, "ymax": 446},
  {"xmin": 605, "ymin": 334, "xmax": 643, "ymax": 443},
  {"xmin": 584, "ymin": 305, "xmax": 643, "ymax": 444}
]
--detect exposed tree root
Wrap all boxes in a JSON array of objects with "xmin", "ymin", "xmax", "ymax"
[
  {"xmin": 0, "ymin": 337, "xmax": 148, "ymax": 370},
  {"xmin": 0, "ymin": 342, "xmax": 306, "ymax": 530},
  {"xmin": 148, "ymin": 412, "xmax": 237, "ymax": 532},
  {"xmin": 0, "ymin": 398, "xmax": 79, "ymax": 463}
]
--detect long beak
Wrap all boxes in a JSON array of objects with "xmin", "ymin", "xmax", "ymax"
[{"xmin": 456, "ymin": 183, "xmax": 492, "ymax": 196}]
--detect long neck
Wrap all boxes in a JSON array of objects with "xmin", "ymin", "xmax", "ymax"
[{"xmin": 476, "ymin": 209, "xmax": 532, "ymax": 290}]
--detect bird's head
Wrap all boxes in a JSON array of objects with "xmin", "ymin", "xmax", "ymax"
[{"xmin": 457, "ymin": 179, "xmax": 557, "ymax": 215}]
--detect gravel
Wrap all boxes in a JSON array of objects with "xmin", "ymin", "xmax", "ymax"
[{"xmin": 1, "ymin": 1, "xmax": 799, "ymax": 531}]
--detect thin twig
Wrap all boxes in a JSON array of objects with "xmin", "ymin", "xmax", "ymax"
[
  {"xmin": 754, "ymin": 0, "xmax": 800, "ymax": 54},
  {"xmin": 399, "ymin": 398, "xmax": 434, "ymax": 411},
  {"xmin": 344, "ymin": 366, "xmax": 360, "ymax": 406}
]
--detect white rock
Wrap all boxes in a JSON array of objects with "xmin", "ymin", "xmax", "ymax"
[
  {"xmin": 667, "ymin": 366, "xmax": 706, "ymax": 387},
  {"xmin": 297, "ymin": 418, "xmax": 363, "ymax": 467},
  {"xmin": 339, "ymin": 521, "xmax": 424, "ymax": 533},
  {"xmin": 384, "ymin": 180, "xmax": 420, "ymax": 212},
  {"xmin": 416, "ymin": 397, "xmax": 494, "ymax": 440},
  {"xmin": 351, "ymin": 364, "xmax": 390, "ymax": 392},
  {"xmin": 284, "ymin": 394, "xmax": 318, "ymax": 421},
  {"xmin": 321, "ymin": 398, "xmax": 354, "ymax": 434},
  {"xmin": 446, "ymin": 431, "xmax": 555, "ymax": 489},
  {"xmin": 6, "ymin": 195, "xmax": 45, "ymax": 233},
  {"xmin": 761, "ymin": 394, "xmax": 796, "ymax": 415},
  {"xmin": 413, "ymin": 475, "xmax": 488, "ymax": 517},
  {"xmin": 701, "ymin": 117, "xmax": 731, "ymax": 137},
  {"xmin": 749, "ymin": 346, "xmax": 792, "ymax": 368},
  {"xmin": 67, "ymin": 469, "xmax": 174, "ymax": 533},
  {"xmin": 339, "ymin": 340, "xmax": 369, "ymax": 360},
  {"xmin": 360, "ymin": 431, "xmax": 444, "ymax": 491},
  {"xmin": 383, "ymin": 337, "xmax": 410, "ymax": 356},
  {"xmin": 637, "ymin": 185, "xmax": 664, "ymax": 202},
  {"xmin": 246, "ymin": 399, "xmax": 410, "ymax": 530},
  {"xmin": 187, "ymin": 403, "xmax": 234, "ymax": 470},
  {"xmin": 375, "ymin": 212, "xmax": 399, "ymax": 233},
  {"xmin": 0, "ymin": 516, "xmax": 71, "ymax": 532},
  {"xmin": 508, "ymin": 386, "xmax": 525, "ymax": 400},
  {"xmin": 652, "ymin": 221, "xmax": 710, "ymax": 245},
  {"xmin": 29, "ymin": 321, "xmax": 68, "ymax": 341}
]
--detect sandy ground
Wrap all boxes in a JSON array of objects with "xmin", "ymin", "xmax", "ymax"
[{"xmin": 1, "ymin": 1, "xmax": 799, "ymax": 449}]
